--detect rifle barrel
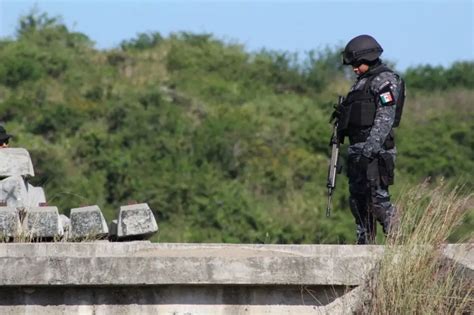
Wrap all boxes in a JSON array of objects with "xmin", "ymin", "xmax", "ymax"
[{"xmin": 326, "ymin": 188, "xmax": 332, "ymax": 217}]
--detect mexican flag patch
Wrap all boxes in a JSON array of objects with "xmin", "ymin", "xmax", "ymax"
[{"xmin": 380, "ymin": 91, "xmax": 394, "ymax": 105}]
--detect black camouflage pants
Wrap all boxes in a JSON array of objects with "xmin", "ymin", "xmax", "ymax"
[{"xmin": 347, "ymin": 153, "xmax": 395, "ymax": 244}]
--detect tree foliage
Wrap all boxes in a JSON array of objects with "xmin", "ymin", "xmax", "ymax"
[
  {"xmin": 405, "ymin": 62, "xmax": 474, "ymax": 91},
  {"xmin": 0, "ymin": 12, "xmax": 472, "ymax": 243}
]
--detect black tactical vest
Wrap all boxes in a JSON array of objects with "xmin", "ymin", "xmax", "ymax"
[{"xmin": 337, "ymin": 65, "xmax": 403, "ymax": 146}]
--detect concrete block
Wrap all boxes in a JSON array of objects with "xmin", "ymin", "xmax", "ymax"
[
  {"xmin": 0, "ymin": 148, "xmax": 35, "ymax": 177},
  {"xmin": 70, "ymin": 205, "xmax": 108, "ymax": 240},
  {"xmin": 0, "ymin": 175, "xmax": 29, "ymax": 208},
  {"xmin": 117, "ymin": 203, "xmax": 158, "ymax": 240},
  {"xmin": 0, "ymin": 207, "xmax": 21, "ymax": 238},
  {"xmin": 22, "ymin": 206, "xmax": 63, "ymax": 239},
  {"xmin": 26, "ymin": 183, "xmax": 47, "ymax": 207},
  {"xmin": 0, "ymin": 177, "xmax": 47, "ymax": 208}
]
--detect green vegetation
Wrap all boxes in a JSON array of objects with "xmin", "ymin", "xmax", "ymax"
[{"xmin": 0, "ymin": 12, "xmax": 472, "ymax": 243}]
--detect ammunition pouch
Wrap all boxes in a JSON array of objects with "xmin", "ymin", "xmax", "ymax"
[{"xmin": 378, "ymin": 153, "xmax": 395, "ymax": 186}]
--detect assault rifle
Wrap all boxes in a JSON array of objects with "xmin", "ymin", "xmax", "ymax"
[{"xmin": 326, "ymin": 96, "xmax": 344, "ymax": 217}]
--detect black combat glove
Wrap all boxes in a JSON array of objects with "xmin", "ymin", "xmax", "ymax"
[{"xmin": 330, "ymin": 104, "xmax": 342, "ymax": 122}]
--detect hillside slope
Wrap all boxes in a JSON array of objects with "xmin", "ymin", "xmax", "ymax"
[{"xmin": 0, "ymin": 13, "xmax": 472, "ymax": 243}]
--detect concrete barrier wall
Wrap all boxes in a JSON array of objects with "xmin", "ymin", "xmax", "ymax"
[{"xmin": 0, "ymin": 243, "xmax": 471, "ymax": 315}]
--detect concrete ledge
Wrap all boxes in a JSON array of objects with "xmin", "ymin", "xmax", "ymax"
[
  {"xmin": 0, "ymin": 243, "xmax": 383, "ymax": 286},
  {"xmin": 0, "ymin": 243, "xmax": 470, "ymax": 287}
]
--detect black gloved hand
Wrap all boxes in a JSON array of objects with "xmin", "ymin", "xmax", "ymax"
[{"xmin": 330, "ymin": 105, "xmax": 342, "ymax": 122}]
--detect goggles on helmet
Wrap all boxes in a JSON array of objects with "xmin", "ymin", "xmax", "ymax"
[{"xmin": 341, "ymin": 47, "xmax": 383, "ymax": 65}]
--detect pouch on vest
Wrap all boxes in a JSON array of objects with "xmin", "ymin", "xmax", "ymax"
[{"xmin": 378, "ymin": 152, "xmax": 395, "ymax": 186}]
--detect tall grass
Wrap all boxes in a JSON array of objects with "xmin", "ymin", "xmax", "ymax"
[{"xmin": 364, "ymin": 181, "xmax": 473, "ymax": 314}]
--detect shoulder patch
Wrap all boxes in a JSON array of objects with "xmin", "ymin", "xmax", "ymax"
[{"xmin": 378, "ymin": 85, "xmax": 395, "ymax": 106}]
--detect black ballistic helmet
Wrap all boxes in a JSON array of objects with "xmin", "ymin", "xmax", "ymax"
[{"xmin": 342, "ymin": 35, "xmax": 383, "ymax": 65}]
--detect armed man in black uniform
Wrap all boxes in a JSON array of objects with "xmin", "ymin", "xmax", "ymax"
[{"xmin": 335, "ymin": 35, "xmax": 405, "ymax": 244}]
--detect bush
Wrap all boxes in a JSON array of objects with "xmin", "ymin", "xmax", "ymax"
[
  {"xmin": 0, "ymin": 45, "xmax": 43, "ymax": 88},
  {"xmin": 120, "ymin": 32, "xmax": 163, "ymax": 51},
  {"xmin": 404, "ymin": 62, "xmax": 474, "ymax": 91}
]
